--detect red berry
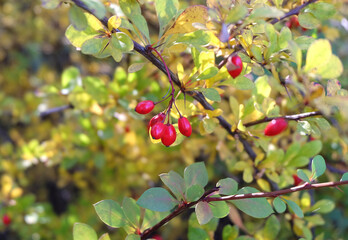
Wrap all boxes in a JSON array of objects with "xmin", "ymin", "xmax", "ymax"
[
  {"xmin": 152, "ymin": 235, "xmax": 163, "ymax": 240},
  {"xmin": 2, "ymin": 214, "xmax": 11, "ymax": 226},
  {"xmin": 148, "ymin": 113, "xmax": 166, "ymax": 129},
  {"xmin": 151, "ymin": 122, "xmax": 166, "ymax": 139},
  {"xmin": 178, "ymin": 117, "xmax": 192, "ymax": 137},
  {"xmin": 226, "ymin": 55, "xmax": 243, "ymax": 78},
  {"xmin": 293, "ymin": 174, "xmax": 302, "ymax": 186},
  {"xmin": 264, "ymin": 118, "xmax": 288, "ymax": 136},
  {"xmin": 135, "ymin": 100, "xmax": 155, "ymax": 114},
  {"xmin": 161, "ymin": 124, "xmax": 176, "ymax": 147}
]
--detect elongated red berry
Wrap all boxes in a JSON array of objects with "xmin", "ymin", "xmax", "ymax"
[
  {"xmin": 178, "ymin": 117, "xmax": 192, "ymax": 137},
  {"xmin": 149, "ymin": 113, "xmax": 166, "ymax": 128},
  {"xmin": 135, "ymin": 100, "xmax": 155, "ymax": 114},
  {"xmin": 151, "ymin": 122, "xmax": 166, "ymax": 139},
  {"xmin": 2, "ymin": 214, "xmax": 11, "ymax": 226},
  {"xmin": 226, "ymin": 55, "xmax": 243, "ymax": 78},
  {"xmin": 293, "ymin": 174, "xmax": 302, "ymax": 186},
  {"xmin": 161, "ymin": 124, "xmax": 176, "ymax": 147},
  {"xmin": 264, "ymin": 118, "xmax": 288, "ymax": 136}
]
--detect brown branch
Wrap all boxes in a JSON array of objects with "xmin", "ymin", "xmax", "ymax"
[
  {"xmin": 270, "ymin": 0, "xmax": 319, "ymax": 24},
  {"xmin": 39, "ymin": 104, "xmax": 74, "ymax": 118},
  {"xmin": 141, "ymin": 180, "xmax": 348, "ymax": 239},
  {"xmin": 71, "ymin": 0, "xmax": 258, "ymax": 160},
  {"xmin": 244, "ymin": 111, "xmax": 322, "ymax": 128},
  {"xmin": 206, "ymin": 180, "xmax": 348, "ymax": 202}
]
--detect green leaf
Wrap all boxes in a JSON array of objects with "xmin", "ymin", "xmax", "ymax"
[
  {"xmin": 317, "ymin": 54, "xmax": 343, "ymax": 79},
  {"xmin": 288, "ymin": 41, "xmax": 302, "ymax": 70},
  {"xmin": 263, "ymin": 215, "xmax": 280, "ymax": 240},
  {"xmin": 65, "ymin": 13, "xmax": 104, "ymax": 48},
  {"xmin": 294, "ymin": 36, "xmax": 315, "ymax": 50},
  {"xmin": 73, "ymin": 223, "xmax": 98, "ymax": 240},
  {"xmin": 122, "ymin": 197, "xmax": 140, "ymax": 228},
  {"xmin": 99, "ymin": 233, "xmax": 111, "ymax": 240},
  {"xmin": 125, "ymin": 234, "xmax": 141, "ymax": 240},
  {"xmin": 311, "ymin": 155, "xmax": 326, "ymax": 180},
  {"xmin": 273, "ymin": 197, "xmax": 286, "ymax": 213},
  {"xmin": 298, "ymin": 12, "xmax": 320, "ymax": 29},
  {"xmin": 278, "ymin": 27, "xmax": 292, "ymax": 49},
  {"xmin": 308, "ymin": 2, "xmax": 336, "ymax": 20},
  {"xmin": 222, "ymin": 76, "xmax": 254, "ymax": 90},
  {"xmin": 297, "ymin": 169, "xmax": 311, "ymax": 183},
  {"xmin": 160, "ymin": 170, "xmax": 186, "ymax": 200},
  {"xmin": 80, "ymin": 0, "xmax": 106, "ymax": 19},
  {"xmin": 200, "ymin": 88, "xmax": 221, "ymax": 102},
  {"xmin": 195, "ymin": 201, "xmax": 213, "ymax": 225},
  {"xmin": 184, "ymin": 162, "xmax": 209, "ymax": 188},
  {"xmin": 222, "ymin": 225, "xmax": 239, "ymax": 240},
  {"xmin": 69, "ymin": 5, "xmax": 87, "ymax": 30},
  {"xmin": 202, "ymin": 117, "xmax": 217, "ymax": 134},
  {"xmin": 186, "ymin": 184, "xmax": 205, "ymax": 202},
  {"xmin": 175, "ymin": 30, "xmax": 211, "ymax": 49},
  {"xmin": 226, "ymin": 4, "xmax": 248, "ymax": 23},
  {"xmin": 298, "ymin": 140, "xmax": 322, "ymax": 158},
  {"xmin": 251, "ymin": 45, "xmax": 263, "ymax": 62},
  {"xmin": 230, "ymin": 187, "xmax": 274, "ymax": 218},
  {"xmin": 309, "ymin": 199, "xmax": 335, "ymax": 214},
  {"xmin": 217, "ymin": 178, "xmax": 238, "ymax": 195},
  {"xmin": 188, "ymin": 227, "xmax": 210, "ymax": 240},
  {"xmin": 249, "ymin": 6, "xmax": 283, "ymax": 19},
  {"xmin": 341, "ymin": 172, "xmax": 348, "ymax": 181},
  {"xmin": 94, "ymin": 200, "xmax": 126, "ymax": 228},
  {"xmin": 284, "ymin": 199, "xmax": 304, "ymax": 218},
  {"xmin": 296, "ymin": 120, "xmax": 312, "ymax": 135},
  {"xmin": 111, "ymin": 32, "xmax": 134, "ymax": 52},
  {"xmin": 304, "ymin": 39, "xmax": 332, "ymax": 72},
  {"xmin": 61, "ymin": 66, "xmax": 81, "ymax": 93},
  {"xmin": 288, "ymin": 156, "xmax": 309, "ymax": 168},
  {"xmin": 141, "ymin": 210, "xmax": 168, "ymax": 230},
  {"xmin": 197, "ymin": 67, "xmax": 219, "ymax": 80},
  {"xmin": 155, "ymin": 0, "xmax": 178, "ymax": 37},
  {"xmin": 312, "ymin": 118, "xmax": 331, "ymax": 131},
  {"xmin": 210, "ymin": 201, "xmax": 230, "ymax": 219},
  {"xmin": 83, "ymin": 76, "xmax": 108, "ymax": 104},
  {"xmin": 137, "ymin": 187, "xmax": 178, "ymax": 212},
  {"xmin": 81, "ymin": 37, "xmax": 105, "ymax": 55},
  {"xmin": 119, "ymin": 0, "xmax": 150, "ymax": 42}
]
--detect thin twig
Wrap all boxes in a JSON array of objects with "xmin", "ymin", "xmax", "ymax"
[
  {"xmin": 244, "ymin": 111, "xmax": 322, "ymax": 128},
  {"xmin": 206, "ymin": 180, "xmax": 348, "ymax": 202},
  {"xmin": 39, "ymin": 104, "xmax": 74, "ymax": 118},
  {"xmin": 270, "ymin": 0, "xmax": 319, "ymax": 24}
]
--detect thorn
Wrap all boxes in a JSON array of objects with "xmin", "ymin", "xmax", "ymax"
[{"xmin": 335, "ymin": 186, "xmax": 344, "ymax": 193}]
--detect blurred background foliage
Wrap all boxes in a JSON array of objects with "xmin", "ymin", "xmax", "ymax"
[{"xmin": 0, "ymin": 0, "xmax": 348, "ymax": 239}]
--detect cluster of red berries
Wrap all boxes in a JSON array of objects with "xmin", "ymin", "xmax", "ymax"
[
  {"xmin": 135, "ymin": 100, "xmax": 192, "ymax": 147},
  {"xmin": 264, "ymin": 118, "xmax": 288, "ymax": 136},
  {"xmin": 226, "ymin": 55, "xmax": 243, "ymax": 78}
]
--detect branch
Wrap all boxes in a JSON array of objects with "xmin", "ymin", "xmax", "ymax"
[
  {"xmin": 244, "ymin": 111, "xmax": 322, "ymax": 128},
  {"xmin": 270, "ymin": 0, "xmax": 319, "ymax": 24},
  {"xmin": 71, "ymin": 0, "xmax": 257, "ymax": 160},
  {"xmin": 39, "ymin": 104, "xmax": 74, "ymax": 118},
  {"xmin": 207, "ymin": 180, "xmax": 348, "ymax": 202},
  {"xmin": 141, "ymin": 180, "xmax": 348, "ymax": 239}
]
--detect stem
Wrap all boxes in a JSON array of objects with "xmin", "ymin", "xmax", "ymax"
[
  {"xmin": 270, "ymin": 0, "xmax": 319, "ymax": 24},
  {"xmin": 206, "ymin": 180, "xmax": 348, "ymax": 202},
  {"xmin": 243, "ymin": 111, "xmax": 322, "ymax": 128},
  {"xmin": 140, "ymin": 180, "xmax": 348, "ymax": 239}
]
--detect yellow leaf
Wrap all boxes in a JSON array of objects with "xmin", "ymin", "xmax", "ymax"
[
  {"xmin": 108, "ymin": 15, "xmax": 122, "ymax": 31},
  {"xmin": 163, "ymin": 5, "xmax": 208, "ymax": 37}
]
